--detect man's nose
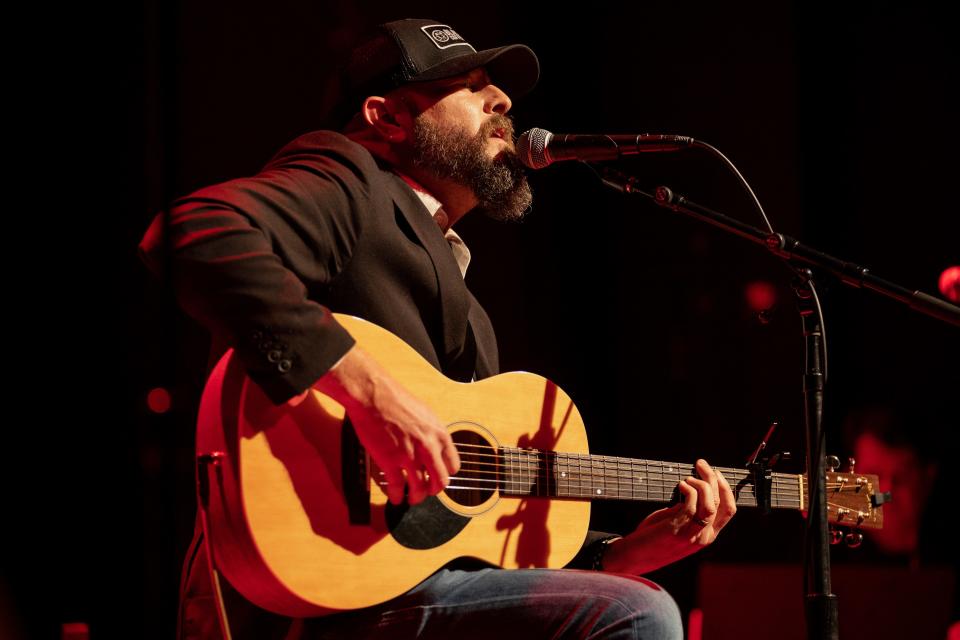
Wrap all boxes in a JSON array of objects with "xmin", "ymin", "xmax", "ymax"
[{"xmin": 484, "ymin": 83, "xmax": 512, "ymax": 115}]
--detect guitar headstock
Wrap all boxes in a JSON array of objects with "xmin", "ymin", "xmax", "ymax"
[{"xmin": 801, "ymin": 471, "xmax": 888, "ymax": 530}]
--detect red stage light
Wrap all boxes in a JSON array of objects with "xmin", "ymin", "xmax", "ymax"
[
  {"xmin": 938, "ymin": 265, "xmax": 960, "ymax": 303},
  {"xmin": 147, "ymin": 387, "xmax": 172, "ymax": 414},
  {"xmin": 744, "ymin": 280, "xmax": 777, "ymax": 312},
  {"xmin": 62, "ymin": 622, "xmax": 89, "ymax": 640},
  {"xmin": 688, "ymin": 608, "xmax": 703, "ymax": 640}
]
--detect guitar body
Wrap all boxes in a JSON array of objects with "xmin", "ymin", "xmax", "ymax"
[{"xmin": 197, "ymin": 314, "xmax": 591, "ymax": 617}]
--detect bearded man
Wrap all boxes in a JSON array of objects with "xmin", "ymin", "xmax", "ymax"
[{"xmin": 139, "ymin": 18, "xmax": 735, "ymax": 640}]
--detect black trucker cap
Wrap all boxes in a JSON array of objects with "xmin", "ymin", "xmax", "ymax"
[{"xmin": 340, "ymin": 18, "xmax": 540, "ymax": 114}]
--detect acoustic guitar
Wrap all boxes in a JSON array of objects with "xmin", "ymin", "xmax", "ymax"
[{"xmin": 196, "ymin": 314, "xmax": 884, "ymax": 617}]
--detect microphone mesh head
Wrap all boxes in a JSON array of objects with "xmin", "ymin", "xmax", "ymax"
[{"xmin": 517, "ymin": 128, "xmax": 553, "ymax": 169}]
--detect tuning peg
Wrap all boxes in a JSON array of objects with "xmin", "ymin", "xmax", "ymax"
[
  {"xmin": 847, "ymin": 457, "xmax": 856, "ymax": 474},
  {"xmin": 830, "ymin": 528, "xmax": 843, "ymax": 545},
  {"xmin": 826, "ymin": 455, "xmax": 841, "ymax": 472},
  {"xmin": 844, "ymin": 532, "xmax": 863, "ymax": 549}
]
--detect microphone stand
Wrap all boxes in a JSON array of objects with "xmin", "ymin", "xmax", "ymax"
[{"xmin": 597, "ymin": 167, "xmax": 959, "ymax": 640}]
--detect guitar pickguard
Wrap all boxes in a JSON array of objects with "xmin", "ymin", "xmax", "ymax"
[{"xmin": 385, "ymin": 497, "xmax": 470, "ymax": 550}]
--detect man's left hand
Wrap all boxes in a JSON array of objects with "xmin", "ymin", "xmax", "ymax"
[{"xmin": 600, "ymin": 458, "xmax": 737, "ymax": 575}]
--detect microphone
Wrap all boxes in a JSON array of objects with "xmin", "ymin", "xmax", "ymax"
[{"xmin": 517, "ymin": 128, "xmax": 695, "ymax": 169}]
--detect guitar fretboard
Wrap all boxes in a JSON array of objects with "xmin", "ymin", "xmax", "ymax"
[{"xmin": 495, "ymin": 447, "xmax": 803, "ymax": 510}]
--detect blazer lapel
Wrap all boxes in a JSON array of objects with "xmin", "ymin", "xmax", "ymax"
[{"xmin": 382, "ymin": 172, "xmax": 472, "ymax": 376}]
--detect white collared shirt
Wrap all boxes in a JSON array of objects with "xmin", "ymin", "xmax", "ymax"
[{"xmin": 393, "ymin": 173, "xmax": 472, "ymax": 279}]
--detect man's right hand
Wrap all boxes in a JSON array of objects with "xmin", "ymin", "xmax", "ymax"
[{"xmin": 312, "ymin": 345, "xmax": 461, "ymax": 506}]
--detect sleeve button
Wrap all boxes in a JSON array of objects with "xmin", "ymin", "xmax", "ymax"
[
  {"xmin": 277, "ymin": 359, "xmax": 292, "ymax": 373},
  {"xmin": 267, "ymin": 350, "xmax": 282, "ymax": 363}
]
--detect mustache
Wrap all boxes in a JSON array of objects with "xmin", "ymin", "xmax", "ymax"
[{"xmin": 479, "ymin": 114, "xmax": 516, "ymax": 143}]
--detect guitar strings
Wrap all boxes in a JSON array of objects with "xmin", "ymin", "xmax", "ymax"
[
  {"xmin": 457, "ymin": 442, "xmax": 808, "ymax": 483},
  {"xmin": 369, "ymin": 476, "xmax": 868, "ymax": 519},
  {"xmin": 368, "ymin": 481, "xmax": 867, "ymax": 519},
  {"xmin": 447, "ymin": 443, "xmax": 864, "ymax": 499},
  {"xmin": 451, "ymin": 472, "xmax": 843, "ymax": 497},
  {"xmin": 367, "ymin": 442, "xmax": 869, "ymax": 511},
  {"xmin": 446, "ymin": 443, "xmax": 805, "ymax": 500},
  {"xmin": 452, "ymin": 456, "xmax": 808, "ymax": 491},
  {"xmin": 367, "ymin": 440, "xmax": 869, "ymax": 509},
  {"xmin": 372, "ymin": 469, "xmax": 804, "ymax": 503}
]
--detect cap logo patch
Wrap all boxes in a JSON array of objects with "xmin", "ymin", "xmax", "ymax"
[{"xmin": 420, "ymin": 24, "xmax": 474, "ymax": 51}]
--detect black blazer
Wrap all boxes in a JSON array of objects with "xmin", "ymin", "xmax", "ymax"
[
  {"xmin": 139, "ymin": 130, "xmax": 499, "ymax": 401},
  {"xmin": 140, "ymin": 131, "xmax": 615, "ymax": 639}
]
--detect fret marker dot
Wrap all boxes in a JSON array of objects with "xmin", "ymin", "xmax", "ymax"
[
  {"xmin": 596, "ymin": 489, "xmax": 602, "ymax": 495},
  {"xmin": 560, "ymin": 471, "xmax": 567, "ymax": 477}
]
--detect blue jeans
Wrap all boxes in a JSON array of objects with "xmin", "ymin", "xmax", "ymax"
[{"xmin": 292, "ymin": 566, "xmax": 683, "ymax": 639}]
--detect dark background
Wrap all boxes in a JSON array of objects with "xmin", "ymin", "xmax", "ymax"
[{"xmin": 10, "ymin": 1, "xmax": 957, "ymax": 638}]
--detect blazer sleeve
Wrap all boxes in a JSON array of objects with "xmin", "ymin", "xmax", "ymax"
[
  {"xmin": 564, "ymin": 530, "xmax": 623, "ymax": 570},
  {"xmin": 138, "ymin": 132, "xmax": 378, "ymax": 404}
]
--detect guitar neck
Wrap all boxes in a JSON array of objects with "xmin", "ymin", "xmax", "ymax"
[{"xmin": 496, "ymin": 447, "xmax": 804, "ymax": 512}]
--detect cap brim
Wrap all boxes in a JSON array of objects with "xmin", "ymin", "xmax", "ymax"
[{"xmin": 409, "ymin": 44, "xmax": 540, "ymax": 99}]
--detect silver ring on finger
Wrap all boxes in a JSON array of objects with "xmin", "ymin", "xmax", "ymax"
[{"xmin": 694, "ymin": 517, "xmax": 710, "ymax": 527}]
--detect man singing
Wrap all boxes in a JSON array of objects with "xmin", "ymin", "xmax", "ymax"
[{"xmin": 140, "ymin": 18, "xmax": 736, "ymax": 640}]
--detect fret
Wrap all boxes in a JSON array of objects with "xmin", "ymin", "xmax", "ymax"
[
  {"xmin": 514, "ymin": 447, "xmax": 524, "ymax": 496},
  {"xmin": 639, "ymin": 459, "xmax": 652, "ymax": 500},
  {"xmin": 577, "ymin": 453, "xmax": 584, "ymax": 498},
  {"xmin": 516, "ymin": 448, "xmax": 523, "ymax": 496},
  {"xmin": 515, "ymin": 447, "xmax": 521, "ymax": 495},
  {"xmin": 600, "ymin": 455, "xmax": 608, "ymax": 498},
  {"xmin": 602, "ymin": 456, "xmax": 620, "ymax": 498},
  {"xmin": 647, "ymin": 461, "xmax": 663, "ymax": 502},
  {"xmin": 529, "ymin": 449, "xmax": 534, "ymax": 496},
  {"xmin": 540, "ymin": 451, "xmax": 546, "ymax": 497},
  {"xmin": 509, "ymin": 447, "xmax": 516, "ymax": 495},
  {"xmin": 498, "ymin": 447, "xmax": 504, "ymax": 493},
  {"xmin": 504, "ymin": 446, "xmax": 512, "ymax": 494},
  {"xmin": 522, "ymin": 448, "xmax": 529, "ymax": 496},
  {"xmin": 556, "ymin": 453, "xmax": 566, "ymax": 498},
  {"xmin": 592, "ymin": 454, "xmax": 602, "ymax": 498},
  {"xmin": 611, "ymin": 455, "xmax": 621, "ymax": 499},
  {"xmin": 580, "ymin": 454, "xmax": 589, "ymax": 498},
  {"xmin": 543, "ymin": 450, "xmax": 550, "ymax": 497},
  {"xmin": 556, "ymin": 452, "xmax": 562, "ymax": 498},
  {"xmin": 516, "ymin": 447, "xmax": 523, "ymax": 495},
  {"xmin": 665, "ymin": 461, "xmax": 680, "ymax": 502},
  {"xmin": 535, "ymin": 449, "xmax": 542, "ymax": 497},
  {"xmin": 593, "ymin": 455, "xmax": 603, "ymax": 498},
  {"xmin": 546, "ymin": 451, "xmax": 554, "ymax": 498},
  {"xmin": 636, "ymin": 459, "xmax": 647, "ymax": 501},
  {"xmin": 535, "ymin": 449, "xmax": 541, "ymax": 497},
  {"xmin": 601, "ymin": 455, "xmax": 611, "ymax": 498},
  {"xmin": 553, "ymin": 452, "xmax": 560, "ymax": 497},
  {"xmin": 524, "ymin": 449, "xmax": 531, "ymax": 496},
  {"xmin": 521, "ymin": 448, "xmax": 527, "ymax": 495},
  {"xmin": 614, "ymin": 458, "xmax": 633, "ymax": 498}
]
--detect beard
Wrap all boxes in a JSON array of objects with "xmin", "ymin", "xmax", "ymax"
[{"xmin": 409, "ymin": 114, "xmax": 532, "ymax": 222}]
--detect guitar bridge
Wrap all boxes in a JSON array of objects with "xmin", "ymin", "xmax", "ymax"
[{"xmin": 341, "ymin": 417, "xmax": 371, "ymax": 525}]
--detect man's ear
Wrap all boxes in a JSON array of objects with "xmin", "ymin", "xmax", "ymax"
[{"xmin": 361, "ymin": 95, "xmax": 412, "ymax": 143}]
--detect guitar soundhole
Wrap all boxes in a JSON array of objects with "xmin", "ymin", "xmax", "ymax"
[{"xmin": 446, "ymin": 430, "xmax": 497, "ymax": 507}]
